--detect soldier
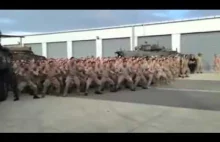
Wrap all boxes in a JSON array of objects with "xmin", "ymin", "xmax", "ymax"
[
  {"xmin": 188, "ymin": 54, "xmax": 197, "ymax": 74},
  {"xmin": 179, "ymin": 55, "xmax": 185, "ymax": 78},
  {"xmin": 84, "ymin": 61, "xmax": 103, "ymax": 95},
  {"xmin": 183, "ymin": 55, "xmax": 190, "ymax": 77},
  {"xmin": 196, "ymin": 53, "xmax": 203, "ymax": 73},
  {"xmin": 15, "ymin": 60, "xmax": 41, "ymax": 99},
  {"xmin": 42, "ymin": 60, "xmax": 61, "ymax": 97},
  {"xmin": 213, "ymin": 54, "xmax": 220, "ymax": 72},
  {"xmin": 115, "ymin": 59, "xmax": 135, "ymax": 91},
  {"xmin": 99, "ymin": 62, "xmax": 116, "ymax": 92},
  {"xmin": 133, "ymin": 59, "xmax": 148, "ymax": 89},
  {"xmin": 8, "ymin": 53, "xmax": 191, "ymax": 96},
  {"xmin": 143, "ymin": 58, "xmax": 155, "ymax": 88},
  {"xmin": 63, "ymin": 58, "xmax": 81, "ymax": 97}
]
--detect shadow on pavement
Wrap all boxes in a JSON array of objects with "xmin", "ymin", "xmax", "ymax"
[
  {"xmin": 4, "ymin": 80, "xmax": 220, "ymax": 112},
  {"xmin": 70, "ymin": 80, "xmax": 220, "ymax": 111}
]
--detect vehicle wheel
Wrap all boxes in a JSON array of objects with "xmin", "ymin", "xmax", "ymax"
[{"xmin": 0, "ymin": 82, "xmax": 8, "ymax": 102}]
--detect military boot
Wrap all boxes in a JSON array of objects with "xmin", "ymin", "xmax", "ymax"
[
  {"xmin": 110, "ymin": 85, "xmax": 117, "ymax": 92},
  {"xmin": 130, "ymin": 84, "xmax": 136, "ymax": 91}
]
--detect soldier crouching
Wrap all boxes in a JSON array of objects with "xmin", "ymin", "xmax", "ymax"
[
  {"xmin": 13, "ymin": 60, "xmax": 41, "ymax": 99},
  {"xmin": 10, "ymin": 54, "xmax": 189, "ymax": 97}
]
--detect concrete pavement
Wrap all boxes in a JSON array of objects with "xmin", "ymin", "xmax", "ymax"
[
  {"xmin": 178, "ymin": 72, "xmax": 220, "ymax": 81},
  {"xmin": 1, "ymin": 79, "xmax": 220, "ymax": 132},
  {"xmin": 76, "ymin": 86, "xmax": 220, "ymax": 111},
  {"xmin": 1, "ymin": 75, "xmax": 220, "ymax": 133},
  {"xmin": 159, "ymin": 79, "xmax": 220, "ymax": 92},
  {"xmin": 1, "ymin": 93, "xmax": 220, "ymax": 133}
]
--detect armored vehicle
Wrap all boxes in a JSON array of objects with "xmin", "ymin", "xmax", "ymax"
[
  {"xmin": 0, "ymin": 31, "xmax": 46, "ymax": 61},
  {"xmin": 6, "ymin": 46, "xmax": 46, "ymax": 61},
  {"xmin": 0, "ymin": 32, "xmax": 46, "ymax": 102},
  {"xmin": 115, "ymin": 41, "xmax": 178, "ymax": 57}
]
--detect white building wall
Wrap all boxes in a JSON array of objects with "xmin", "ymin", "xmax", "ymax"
[
  {"xmin": 96, "ymin": 38, "xmax": 102, "ymax": 58},
  {"xmin": 2, "ymin": 16, "xmax": 220, "ymax": 58},
  {"xmin": 42, "ymin": 42, "xmax": 47, "ymax": 57},
  {"xmin": 172, "ymin": 34, "xmax": 181, "ymax": 52},
  {"xmin": 67, "ymin": 41, "xmax": 72, "ymax": 58}
]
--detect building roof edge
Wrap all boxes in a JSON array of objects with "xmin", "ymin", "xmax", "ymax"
[{"xmin": 22, "ymin": 15, "xmax": 220, "ymax": 36}]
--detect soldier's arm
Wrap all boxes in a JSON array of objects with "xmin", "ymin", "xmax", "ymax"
[{"xmin": 109, "ymin": 68, "xmax": 116, "ymax": 74}]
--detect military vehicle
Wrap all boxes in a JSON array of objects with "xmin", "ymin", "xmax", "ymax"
[
  {"xmin": 0, "ymin": 32, "xmax": 46, "ymax": 102},
  {"xmin": 0, "ymin": 31, "xmax": 46, "ymax": 61},
  {"xmin": 115, "ymin": 41, "xmax": 178, "ymax": 57},
  {"xmin": 6, "ymin": 46, "xmax": 46, "ymax": 61}
]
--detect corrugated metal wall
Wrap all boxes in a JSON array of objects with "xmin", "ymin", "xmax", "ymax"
[
  {"xmin": 47, "ymin": 42, "xmax": 67, "ymax": 58},
  {"xmin": 138, "ymin": 35, "xmax": 172, "ymax": 49},
  {"xmin": 102, "ymin": 37, "xmax": 130, "ymax": 57},
  {"xmin": 72, "ymin": 40, "xmax": 96, "ymax": 58},
  {"xmin": 181, "ymin": 32, "xmax": 220, "ymax": 71},
  {"xmin": 24, "ymin": 43, "xmax": 42, "ymax": 56}
]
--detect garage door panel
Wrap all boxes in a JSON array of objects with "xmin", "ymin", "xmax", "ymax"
[
  {"xmin": 47, "ymin": 42, "xmax": 67, "ymax": 58},
  {"xmin": 102, "ymin": 38, "xmax": 130, "ymax": 57},
  {"xmin": 24, "ymin": 43, "xmax": 42, "ymax": 56},
  {"xmin": 181, "ymin": 32, "xmax": 220, "ymax": 71},
  {"xmin": 138, "ymin": 35, "xmax": 172, "ymax": 49},
  {"xmin": 72, "ymin": 40, "xmax": 96, "ymax": 58}
]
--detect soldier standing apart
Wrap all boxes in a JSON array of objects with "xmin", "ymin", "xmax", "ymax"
[
  {"xmin": 213, "ymin": 54, "xmax": 220, "ymax": 73},
  {"xmin": 188, "ymin": 54, "xmax": 197, "ymax": 74},
  {"xmin": 214, "ymin": 54, "xmax": 218, "ymax": 72},
  {"xmin": 196, "ymin": 53, "xmax": 203, "ymax": 73},
  {"xmin": 217, "ymin": 55, "xmax": 220, "ymax": 72}
]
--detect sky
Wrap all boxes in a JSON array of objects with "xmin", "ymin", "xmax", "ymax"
[{"xmin": 1, "ymin": 10, "xmax": 220, "ymax": 35}]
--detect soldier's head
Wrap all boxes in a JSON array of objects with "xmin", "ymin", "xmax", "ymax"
[{"xmin": 48, "ymin": 60, "xmax": 54, "ymax": 66}]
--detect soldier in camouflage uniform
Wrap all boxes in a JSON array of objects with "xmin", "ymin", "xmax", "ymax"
[{"xmin": 196, "ymin": 53, "xmax": 203, "ymax": 73}]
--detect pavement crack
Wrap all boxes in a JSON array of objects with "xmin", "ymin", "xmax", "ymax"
[
  {"xmin": 108, "ymin": 104, "xmax": 139, "ymax": 123},
  {"xmin": 127, "ymin": 109, "xmax": 170, "ymax": 133}
]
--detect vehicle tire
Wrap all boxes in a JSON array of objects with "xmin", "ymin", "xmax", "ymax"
[{"xmin": 0, "ymin": 82, "xmax": 8, "ymax": 102}]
